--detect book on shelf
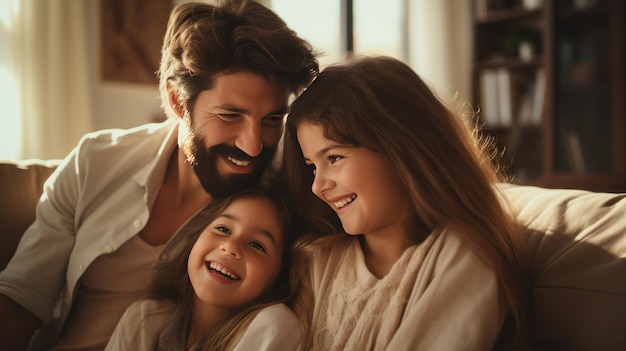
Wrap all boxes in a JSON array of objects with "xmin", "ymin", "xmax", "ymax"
[
  {"xmin": 531, "ymin": 68, "xmax": 546, "ymax": 125},
  {"xmin": 517, "ymin": 92, "xmax": 533, "ymax": 123},
  {"xmin": 517, "ymin": 68, "xmax": 545, "ymax": 125},
  {"xmin": 497, "ymin": 68, "xmax": 514, "ymax": 126},
  {"xmin": 478, "ymin": 68, "xmax": 519, "ymax": 127},
  {"xmin": 479, "ymin": 69, "xmax": 500, "ymax": 126},
  {"xmin": 563, "ymin": 131, "xmax": 586, "ymax": 173},
  {"xmin": 479, "ymin": 67, "xmax": 546, "ymax": 128},
  {"xmin": 522, "ymin": 0, "xmax": 541, "ymax": 10}
]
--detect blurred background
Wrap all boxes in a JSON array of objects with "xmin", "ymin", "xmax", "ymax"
[
  {"xmin": 0, "ymin": 0, "xmax": 471, "ymax": 160},
  {"xmin": 0, "ymin": 0, "xmax": 624, "ymax": 192}
]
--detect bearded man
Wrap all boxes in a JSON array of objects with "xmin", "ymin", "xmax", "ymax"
[{"xmin": 0, "ymin": 1, "xmax": 318, "ymax": 350}]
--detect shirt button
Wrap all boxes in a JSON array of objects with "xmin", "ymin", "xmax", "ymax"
[
  {"xmin": 78, "ymin": 265, "xmax": 84, "ymax": 271},
  {"xmin": 104, "ymin": 245, "xmax": 113, "ymax": 253},
  {"xmin": 159, "ymin": 253, "xmax": 168, "ymax": 261},
  {"xmin": 133, "ymin": 219, "xmax": 141, "ymax": 228}
]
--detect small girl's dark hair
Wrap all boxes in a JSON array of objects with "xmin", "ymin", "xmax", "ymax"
[{"xmin": 151, "ymin": 185, "xmax": 294, "ymax": 301}]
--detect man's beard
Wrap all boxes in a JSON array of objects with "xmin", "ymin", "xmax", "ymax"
[{"xmin": 191, "ymin": 135, "xmax": 276, "ymax": 199}]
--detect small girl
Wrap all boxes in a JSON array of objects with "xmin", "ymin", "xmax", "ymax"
[
  {"xmin": 105, "ymin": 187, "xmax": 300, "ymax": 350},
  {"xmin": 282, "ymin": 56, "xmax": 529, "ymax": 350}
]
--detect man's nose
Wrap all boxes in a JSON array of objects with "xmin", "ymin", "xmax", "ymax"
[{"xmin": 235, "ymin": 122, "xmax": 263, "ymax": 157}]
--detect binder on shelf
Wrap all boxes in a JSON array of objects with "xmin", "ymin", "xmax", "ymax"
[
  {"xmin": 479, "ymin": 68, "xmax": 541, "ymax": 128},
  {"xmin": 479, "ymin": 69, "xmax": 500, "ymax": 127},
  {"xmin": 522, "ymin": 0, "xmax": 541, "ymax": 10},
  {"xmin": 497, "ymin": 68, "xmax": 513, "ymax": 126},
  {"xmin": 531, "ymin": 68, "xmax": 546, "ymax": 125},
  {"xmin": 517, "ymin": 94, "xmax": 533, "ymax": 124},
  {"xmin": 563, "ymin": 131, "xmax": 586, "ymax": 173}
]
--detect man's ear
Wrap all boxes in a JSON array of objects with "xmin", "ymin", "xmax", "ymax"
[{"xmin": 166, "ymin": 83, "xmax": 184, "ymax": 119}]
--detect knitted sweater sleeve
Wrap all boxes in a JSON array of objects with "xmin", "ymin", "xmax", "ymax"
[{"xmin": 385, "ymin": 229, "xmax": 503, "ymax": 351}]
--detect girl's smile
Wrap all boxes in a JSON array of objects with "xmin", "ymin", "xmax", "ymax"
[
  {"xmin": 331, "ymin": 194, "xmax": 357, "ymax": 211},
  {"xmin": 297, "ymin": 121, "xmax": 414, "ymax": 240},
  {"xmin": 206, "ymin": 261, "xmax": 240, "ymax": 281},
  {"xmin": 188, "ymin": 196, "xmax": 284, "ymax": 310}
]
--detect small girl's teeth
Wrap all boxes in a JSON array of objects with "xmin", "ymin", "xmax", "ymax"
[{"xmin": 209, "ymin": 262, "xmax": 240, "ymax": 280}]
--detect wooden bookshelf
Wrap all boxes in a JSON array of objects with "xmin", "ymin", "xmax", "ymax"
[{"xmin": 471, "ymin": 0, "xmax": 626, "ymax": 192}]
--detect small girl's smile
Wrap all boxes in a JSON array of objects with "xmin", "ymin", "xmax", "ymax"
[
  {"xmin": 206, "ymin": 261, "xmax": 240, "ymax": 280},
  {"xmin": 188, "ymin": 196, "xmax": 284, "ymax": 309}
]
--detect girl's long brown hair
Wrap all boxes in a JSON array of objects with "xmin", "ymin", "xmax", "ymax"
[{"xmin": 282, "ymin": 55, "xmax": 530, "ymax": 345}]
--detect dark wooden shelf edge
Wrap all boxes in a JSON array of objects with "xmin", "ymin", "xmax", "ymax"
[
  {"xmin": 540, "ymin": 174, "xmax": 626, "ymax": 193},
  {"xmin": 475, "ymin": 7, "xmax": 541, "ymax": 24},
  {"xmin": 476, "ymin": 57, "xmax": 542, "ymax": 70}
]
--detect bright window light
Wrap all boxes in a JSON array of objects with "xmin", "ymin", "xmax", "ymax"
[
  {"xmin": 0, "ymin": 0, "xmax": 21, "ymax": 160},
  {"xmin": 270, "ymin": 0, "xmax": 344, "ymax": 69},
  {"xmin": 354, "ymin": 0, "xmax": 405, "ymax": 60}
]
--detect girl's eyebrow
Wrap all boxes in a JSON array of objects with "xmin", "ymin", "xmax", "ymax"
[
  {"xmin": 219, "ymin": 213, "xmax": 277, "ymax": 245},
  {"xmin": 305, "ymin": 144, "xmax": 344, "ymax": 161}
]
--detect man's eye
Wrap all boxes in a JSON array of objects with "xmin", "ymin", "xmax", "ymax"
[
  {"xmin": 263, "ymin": 115, "xmax": 284, "ymax": 126},
  {"xmin": 249, "ymin": 241, "xmax": 266, "ymax": 252},
  {"xmin": 214, "ymin": 225, "xmax": 231, "ymax": 235},
  {"xmin": 217, "ymin": 113, "xmax": 240, "ymax": 120}
]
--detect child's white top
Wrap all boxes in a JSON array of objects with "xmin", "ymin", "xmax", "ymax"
[{"xmin": 105, "ymin": 299, "xmax": 301, "ymax": 350}]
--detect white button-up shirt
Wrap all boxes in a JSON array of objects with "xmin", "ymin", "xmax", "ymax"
[{"xmin": 0, "ymin": 119, "xmax": 184, "ymax": 329}]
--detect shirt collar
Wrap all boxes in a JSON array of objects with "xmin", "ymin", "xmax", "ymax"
[{"xmin": 132, "ymin": 119, "xmax": 179, "ymax": 195}]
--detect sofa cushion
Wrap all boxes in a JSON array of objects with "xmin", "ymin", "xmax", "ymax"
[
  {"xmin": 500, "ymin": 184, "xmax": 626, "ymax": 350},
  {"xmin": 0, "ymin": 159, "xmax": 60, "ymax": 271}
]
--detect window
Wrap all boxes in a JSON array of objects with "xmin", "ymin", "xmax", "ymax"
[
  {"xmin": 353, "ymin": 0, "xmax": 407, "ymax": 60},
  {"xmin": 271, "ymin": 0, "xmax": 408, "ymax": 68}
]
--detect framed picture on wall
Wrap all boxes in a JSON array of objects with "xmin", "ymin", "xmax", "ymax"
[{"xmin": 100, "ymin": 0, "xmax": 172, "ymax": 85}]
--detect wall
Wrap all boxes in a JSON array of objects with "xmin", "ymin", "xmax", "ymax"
[
  {"xmin": 408, "ymin": 0, "xmax": 472, "ymax": 107},
  {"xmin": 85, "ymin": 0, "xmax": 166, "ymax": 131},
  {"xmin": 84, "ymin": 0, "xmax": 472, "ymax": 132}
]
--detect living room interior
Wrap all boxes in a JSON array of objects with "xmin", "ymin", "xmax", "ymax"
[
  {"xmin": 2, "ymin": 0, "xmax": 624, "ymax": 192},
  {"xmin": 1, "ymin": 1, "xmax": 625, "ymax": 350},
  {"xmin": 0, "ymin": 0, "xmax": 471, "ymax": 168}
]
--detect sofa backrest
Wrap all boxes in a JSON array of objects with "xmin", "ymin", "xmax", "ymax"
[
  {"xmin": 500, "ymin": 183, "xmax": 626, "ymax": 351},
  {"xmin": 0, "ymin": 159, "xmax": 60, "ymax": 271}
]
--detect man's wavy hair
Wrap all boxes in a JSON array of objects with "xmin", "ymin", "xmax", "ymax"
[{"xmin": 158, "ymin": 0, "xmax": 318, "ymax": 118}]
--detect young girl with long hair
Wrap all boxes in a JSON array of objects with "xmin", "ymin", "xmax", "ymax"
[
  {"xmin": 105, "ymin": 187, "xmax": 299, "ymax": 350},
  {"xmin": 282, "ymin": 56, "xmax": 529, "ymax": 350}
]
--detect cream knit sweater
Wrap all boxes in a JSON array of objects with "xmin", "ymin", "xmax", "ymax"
[{"xmin": 299, "ymin": 228, "xmax": 503, "ymax": 351}]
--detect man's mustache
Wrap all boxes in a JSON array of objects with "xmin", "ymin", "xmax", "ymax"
[{"xmin": 210, "ymin": 143, "xmax": 258, "ymax": 162}]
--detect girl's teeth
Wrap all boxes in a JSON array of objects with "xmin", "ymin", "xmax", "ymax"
[
  {"xmin": 209, "ymin": 262, "xmax": 240, "ymax": 280},
  {"xmin": 334, "ymin": 194, "xmax": 356, "ymax": 209}
]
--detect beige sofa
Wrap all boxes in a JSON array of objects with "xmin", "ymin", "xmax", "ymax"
[
  {"xmin": 1, "ymin": 159, "xmax": 625, "ymax": 350},
  {"xmin": 500, "ymin": 184, "xmax": 626, "ymax": 350},
  {"xmin": 0, "ymin": 159, "xmax": 60, "ymax": 271}
]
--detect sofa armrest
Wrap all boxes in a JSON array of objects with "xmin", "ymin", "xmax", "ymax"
[
  {"xmin": 0, "ymin": 159, "xmax": 60, "ymax": 271},
  {"xmin": 499, "ymin": 183, "xmax": 626, "ymax": 351}
]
